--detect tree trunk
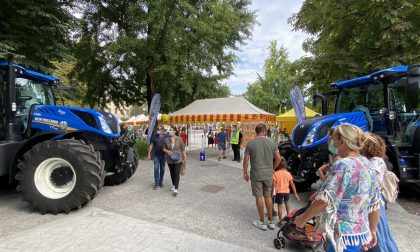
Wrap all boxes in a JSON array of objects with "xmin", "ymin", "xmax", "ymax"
[{"xmin": 146, "ymin": 55, "xmax": 155, "ymax": 113}]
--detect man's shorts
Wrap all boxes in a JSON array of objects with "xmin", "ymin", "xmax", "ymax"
[
  {"xmin": 274, "ymin": 193, "xmax": 290, "ymax": 204},
  {"xmin": 251, "ymin": 179, "xmax": 272, "ymax": 197},
  {"xmin": 218, "ymin": 143, "xmax": 226, "ymax": 150}
]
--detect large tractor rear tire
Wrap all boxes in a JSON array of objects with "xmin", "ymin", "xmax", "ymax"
[
  {"xmin": 15, "ymin": 139, "xmax": 104, "ymax": 214},
  {"xmin": 104, "ymin": 146, "xmax": 138, "ymax": 186}
]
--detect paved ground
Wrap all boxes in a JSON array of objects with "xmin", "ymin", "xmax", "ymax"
[{"xmin": 0, "ymin": 146, "xmax": 418, "ymax": 251}]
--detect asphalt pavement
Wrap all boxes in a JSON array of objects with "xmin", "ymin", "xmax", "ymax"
[{"xmin": 0, "ymin": 144, "xmax": 418, "ymax": 252}]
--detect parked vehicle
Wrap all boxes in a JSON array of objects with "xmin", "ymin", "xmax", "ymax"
[
  {"xmin": 0, "ymin": 55, "xmax": 138, "ymax": 214},
  {"xmin": 284, "ymin": 65, "xmax": 420, "ymax": 190}
]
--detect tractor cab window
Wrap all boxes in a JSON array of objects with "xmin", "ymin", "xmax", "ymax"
[
  {"xmin": 335, "ymin": 83, "xmax": 385, "ymax": 131},
  {"xmin": 336, "ymin": 83, "xmax": 384, "ymax": 113},
  {"xmin": 15, "ymin": 78, "xmax": 55, "ymax": 130},
  {"xmin": 390, "ymin": 77, "xmax": 420, "ymax": 144}
]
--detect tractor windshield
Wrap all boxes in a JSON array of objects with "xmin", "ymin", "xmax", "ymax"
[
  {"xmin": 16, "ymin": 78, "xmax": 55, "ymax": 110},
  {"xmin": 15, "ymin": 78, "xmax": 55, "ymax": 130},
  {"xmin": 335, "ymin": 83, "xmax": 384, "ymax": 114}
]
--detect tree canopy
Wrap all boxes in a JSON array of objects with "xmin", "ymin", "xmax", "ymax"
[
  {"xmin": 73, "ymin": 0, "xmax": 255, "ymax": 112},
  {"xmin": 0, "ymin": 0, "xmax": 73, "ymax": 70},
  {"xmin": 245, "ymin": 41, "xmax": 294, "ymax": 114},
  {"xmin": 289, "ymin": 0, "xmax": 420, "ymax": 93}
]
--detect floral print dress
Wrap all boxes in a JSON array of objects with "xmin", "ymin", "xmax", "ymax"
[{"xmin": 316, "ymin": 156, "xmax": 382, "ymax": 252}]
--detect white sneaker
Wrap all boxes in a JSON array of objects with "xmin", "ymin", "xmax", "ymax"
[
  {"xmin": 253, "ymin": 220, "xmax": 267, "ymax": 231},
  {"xmin": 171, "ymin": 186, "xmax": 175, "ymax": 191},
  {"xmin": 266, "ymin": 220, "xmax": 275, "ymax": 230},
  {"xmin": 173, "ymin": 189, "xmax": 178, "ymax": 196}
]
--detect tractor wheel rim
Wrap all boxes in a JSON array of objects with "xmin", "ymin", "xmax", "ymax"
[{"xmin": 34, "ymin": 158, "xmax": 76, "ymax": 199}]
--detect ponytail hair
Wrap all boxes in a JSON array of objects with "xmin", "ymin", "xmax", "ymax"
[
  {"xmin": 362, "ymin": 132, "xmax": 386, "ymax": 158},
  {"xmin": 334, "ymin": 123, "xmax": 367, "ymax": 151}
]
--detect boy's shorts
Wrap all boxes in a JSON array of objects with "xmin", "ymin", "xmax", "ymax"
[
  {"xmin": 218, "ymin": 143, "xmax": 226, "ymax": 150},
  {"xmin": 274, "ymin": 193, "xmax": 290, "ymax": 204},
  {"xmin": 251, "ymin": 180, "xmax": 272, "ymax": 197}
]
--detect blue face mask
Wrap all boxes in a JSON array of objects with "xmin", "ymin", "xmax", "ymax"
[{"xmin": 328, "ymin": 141, "xmax": 338, "ymax": 155}]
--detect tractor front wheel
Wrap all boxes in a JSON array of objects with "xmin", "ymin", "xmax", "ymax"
[{"xmin": 15, "ymin": 139, "xmax": 104, "ymax": 214}]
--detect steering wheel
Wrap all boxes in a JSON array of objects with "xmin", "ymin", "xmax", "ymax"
[{"xmin": 17, "ymin": 95, "xmax": 33, "ymax": 101}]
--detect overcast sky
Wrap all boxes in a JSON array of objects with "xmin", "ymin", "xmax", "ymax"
[{"xmin": 224, "ymin": 1, "xmax": 309, "ymax": 95}]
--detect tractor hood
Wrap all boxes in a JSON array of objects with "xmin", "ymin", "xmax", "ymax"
[
  {"xmin": 31, "ymin": 105, "xmax": 120, "ymax": 138},
  {"xmin": 291, "ymin": 111, "xmax": 369, "ymax": 150}
]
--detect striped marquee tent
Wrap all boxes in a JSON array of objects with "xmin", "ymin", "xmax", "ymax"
[{"xmin": 169, "ymin": 97, "xmax": 276, "ymax": 124}]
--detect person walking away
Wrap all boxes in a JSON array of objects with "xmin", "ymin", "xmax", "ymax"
[
  {"xmin": 272, "ymin": 158, "xmax": 299, "ymax": 227},
  {"xmin": 163, "ymin": 126, "xmax": 186, "ymax": 196},
  {"xmin": 230, "ymin": 125, "xmax": 243, "ymax": 162},
  {"xmin": 207, "ymin": 129, "xmax": 214, "ymax": 148},
  {"xmin": 363, "ymin": 133, "xmax": 399, "ymax": 252},
  {"xmin": 180, "ymin": 128, "xmax": 187, "ymax": 145},
  {"xmin": 243, "ymin": 123, "xmax": 281, "ymax": 231},
  {"xmin": 214, "ymin": 131, "xmax": 219, "ymax": 147},
  {"xmin": 294, "ymin": 123, "xmax": 382, "ymax": 252},
  {"xmin": 147, "ymin": 126, "xmax": 168, "ymax": 190},
  {"xmin": 217, "ymin": 128, "xmax": 228, "ymax": 161}
]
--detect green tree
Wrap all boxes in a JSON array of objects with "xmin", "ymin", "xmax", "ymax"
[
  {"xmin": 129, "ymin": 105, "xmax": 145, "ymax": 117},
  {"xmin": 245, "ymin": 41, "xmax": 294, "ymax": 114},
  {"xmin": 0, "ymin": 0, "xmax": 73, "ymax": 70},
  {"xmin": 73, "ymin": 0, "xmax": 254, "ymax": 112},
  {"xmin": 52, "ymin": 60, "xmax": 85, "ymax": 107},
  {"xmin": 289, "ymin": 0, "xmax": 420, "ymax": 93}
]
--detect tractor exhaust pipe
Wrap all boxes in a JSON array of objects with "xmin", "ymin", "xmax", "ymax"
[{"xmin": 6, "ymin": 54, "xmax": 22, "ymax": 141}]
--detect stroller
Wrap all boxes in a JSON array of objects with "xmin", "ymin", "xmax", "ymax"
[{"xmin": 274, "ymin": 193, "xmax": 326, "ymax": 251}]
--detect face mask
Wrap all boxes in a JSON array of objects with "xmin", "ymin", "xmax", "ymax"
[
  {"xmin": 328, "ymin": 141, "xmax": 338, "ymax": 155},
  {"xmin": 168, "ymin": 131, "xmax": 175, "ymax": 136},
  {"xmin": 157, "ymin": 130, "xmax": 162, "ymax": 135}
]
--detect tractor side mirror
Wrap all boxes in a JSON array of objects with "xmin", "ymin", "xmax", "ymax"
[
  {"xmin": 54, "ymin": 84, "xmax": 76, "ymax": 99},
  {"xmin": 68, "ymin": 87, "xmax": 76, "ymax": 99},
  {"xmin": 312, "ymin": 92, "xmax": 317, "ymax": 107}
]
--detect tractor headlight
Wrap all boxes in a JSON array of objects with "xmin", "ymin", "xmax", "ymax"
[
  {"xmin": 302, "ymin": 127, "xmax": 316, "ymax": 146},
  {"xmin": 99, "ymin": 115, "xmax": 112, "ymax": 134}
]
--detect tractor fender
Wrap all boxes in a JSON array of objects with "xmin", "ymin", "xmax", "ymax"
[{"xmin": 9, "ymin": 132, "xmax": 60, "ymax": 183}]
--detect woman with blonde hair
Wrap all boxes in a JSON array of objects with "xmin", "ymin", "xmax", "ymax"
[
  {"xmin": 295, "ymin": 123, "xmax": 382, "ymax": 252},
  {"xmin": 363, "ymin": 133, "xmax": 399, "ymax": 252}
]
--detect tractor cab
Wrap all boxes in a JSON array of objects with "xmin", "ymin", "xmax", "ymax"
[
  {"xmin": 0, "ymin": 61, "xmax": 58, "ymax": 139},
  {"xmin": 331, "ymin": 66, "xmax": 420, "ymax": 149}
]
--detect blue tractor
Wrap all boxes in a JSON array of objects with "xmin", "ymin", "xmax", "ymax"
[
  {"xmin": 281, "ymin": 65, "xmax": 420, "ymax": 190},
  {"xmin": 0, "ymin": 55, "xmax": 138, "ymax": 214}
]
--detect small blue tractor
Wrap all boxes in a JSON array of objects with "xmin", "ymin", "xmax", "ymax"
[
  {"xmin": 0, "ymin": 55, "xmax": 138, "ymax": 214},
  {"xmin": 280, "ymin": 65, "xmax": 420, "ymax": 190}
]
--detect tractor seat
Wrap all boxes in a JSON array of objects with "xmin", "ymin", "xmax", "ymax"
[{"xmin": 353, "ymin": 105, "xmax": 373, "ymax": 131}]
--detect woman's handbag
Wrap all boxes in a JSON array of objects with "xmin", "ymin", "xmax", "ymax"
[{"xmin": 180, "ymin": 161, "xmax": 186, "ymax": 176}]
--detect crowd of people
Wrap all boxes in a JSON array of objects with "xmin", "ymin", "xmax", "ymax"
[
  {"xmin": 243, "ymin": 123, "xmax": 398, "ymax": 252},
  {"xmin": 145, "ymin": 121, "xmax": 398, "ymax": 252}
]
